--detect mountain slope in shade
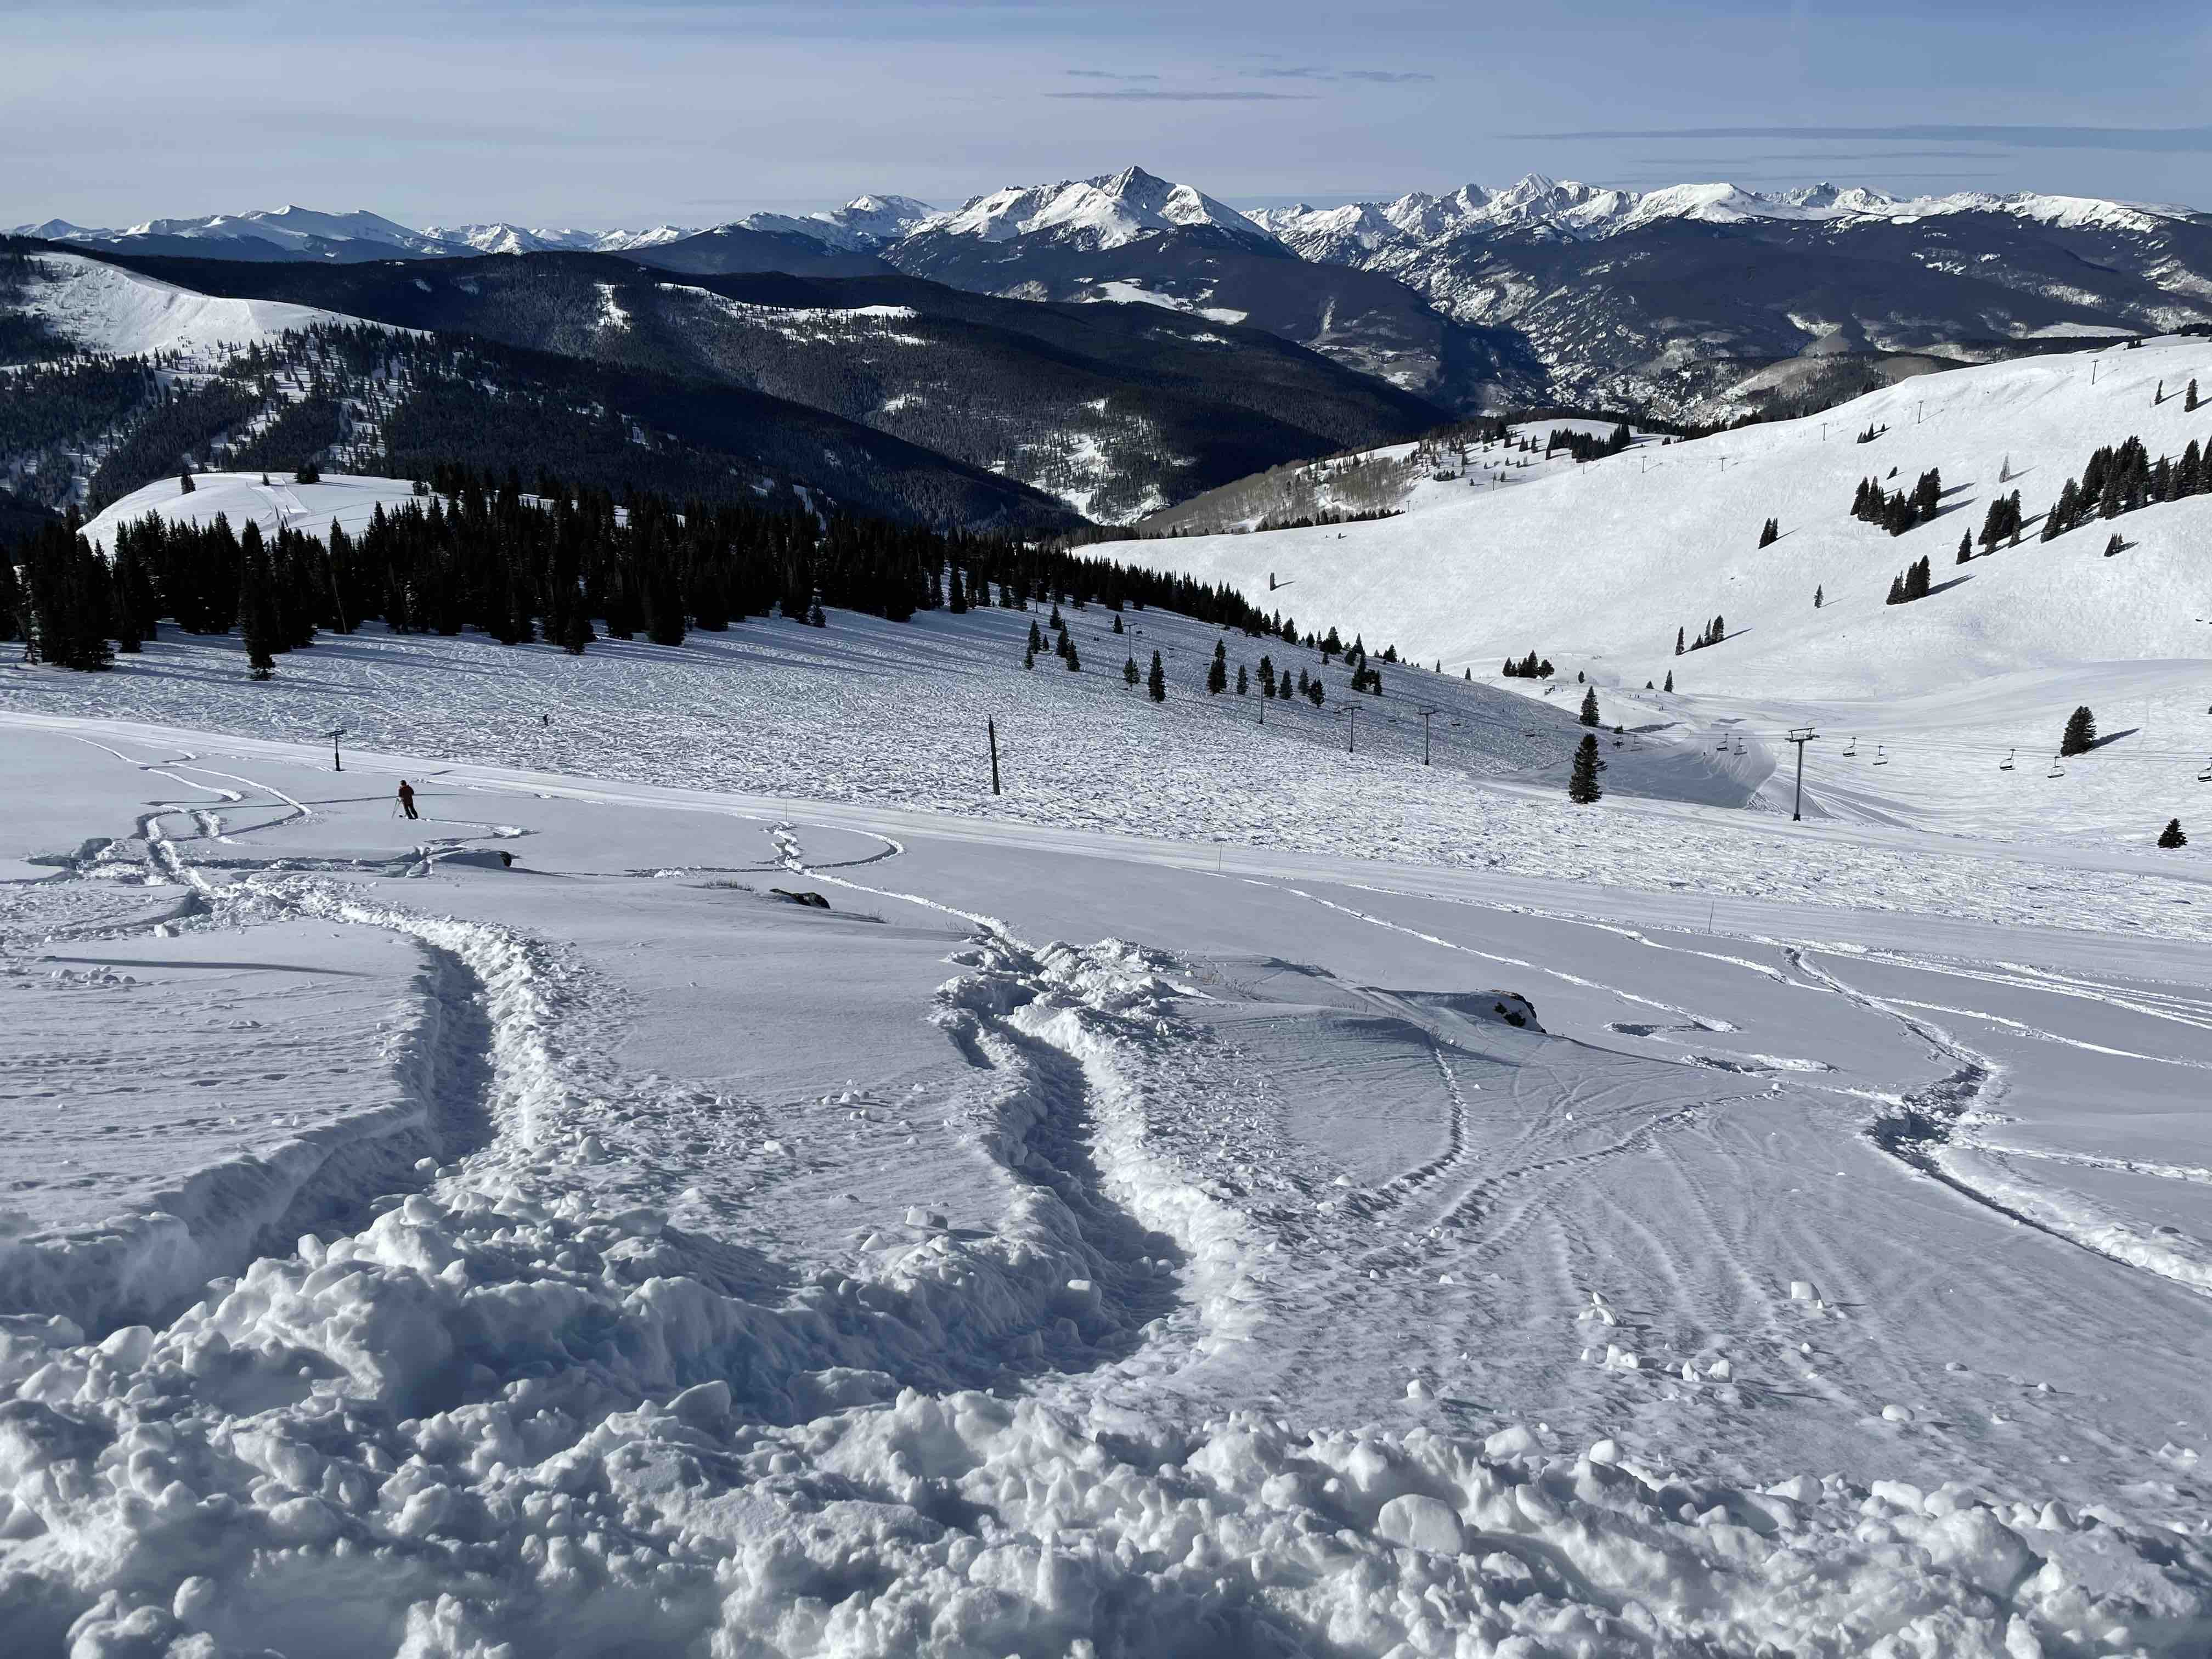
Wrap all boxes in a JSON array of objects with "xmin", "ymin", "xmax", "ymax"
[{"xmin": 44, "ymin": 247, "xmax": 1444, "ymax": 523}]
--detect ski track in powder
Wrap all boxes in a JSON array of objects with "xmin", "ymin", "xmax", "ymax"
[{"xmin": 4, "ymin": 730, "xmax": 2210, "ymax": 1656}]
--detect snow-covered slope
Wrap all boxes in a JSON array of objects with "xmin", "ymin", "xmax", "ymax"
[
  {"xmin": 1131, "ymin": 337, "xmax": 2212, "ymax": 696},
  {"xmin": 7, "ymin": 251, "xmax": 381, "ymax": 360},
  {"xmin": 81, "ymin": 472, "xmax": 429, "ymax": 548},
  {"xmin": 4, "ymin": 583, "xmax": 2211, "ymax": 1651},
  {"xmin": 1128, "ymin": 337, "xmax": 2212, "ymax": 842}
]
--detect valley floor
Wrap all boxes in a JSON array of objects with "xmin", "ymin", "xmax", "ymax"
[{"xmin": 2, "ymin": 607, "xmax": 2210, "ymax": 1656}]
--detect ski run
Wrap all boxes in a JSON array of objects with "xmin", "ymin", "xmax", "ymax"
[{"xmin": 5, "ymin": 346, "xmax": 2212, "ymax": 1657}]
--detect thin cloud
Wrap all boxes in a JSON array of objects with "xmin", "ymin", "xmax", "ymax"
[
  {"xmin": 1065, "ymin": 70, "xmax": 1160, "ymax": 81},
  {"xmin": 1519, "ymin": 124, "xmax": 2212, "ymax": 154},
  {"xmin": 1048, "ymin": 89, "xmax": 1317, "ymax": 101},
  {"xmin": 1248, "ymin": 66, "xmax": 1435, "ymax": 84}
]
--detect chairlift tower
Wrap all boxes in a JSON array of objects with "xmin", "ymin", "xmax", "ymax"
[{"xmin": 1785, "ymin": 727, "xmax": 1818, "ymax": 821}]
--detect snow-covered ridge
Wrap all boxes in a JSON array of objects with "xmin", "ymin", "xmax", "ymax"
[
  {"xmin": 1252, "ymin": 174, "xmax": 2207, "ymax": 253},
  {"xmin": 8, "ymin": 252, "xmax": 383, "ymax": 361},
  {"xmin": 423, "ymin": 222, "xmax": 695, "ymax": 256}
]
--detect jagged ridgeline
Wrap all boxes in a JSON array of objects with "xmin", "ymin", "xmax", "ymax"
[{"xmin": 3, "ymin": 461, "xmax": 1319, "ymax": 672}]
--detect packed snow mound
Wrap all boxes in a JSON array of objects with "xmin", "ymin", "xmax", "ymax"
[
  {"xmin": 1127, "ymin": 336, "xmax": 2212, "ymax": 699},
  {"xmin": 80, "ymin": 472, "xmax": 431, "ymax": 550},
  {"xmin": 922, "ymin": 165, "xmax": 1279, "ymax": 250},
  {"xmin": 7, "ymin": 252, "xmax": 380, "ymax": 362}
]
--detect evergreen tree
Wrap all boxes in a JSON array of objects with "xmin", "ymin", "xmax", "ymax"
[
  {"xmin": 947, "ymin": 565, "xmax": 967, "ymax": 613},
  {"xmin": 1028, "ymin": 619, "xmax": 1044, "ymax": 654},
  {"xmin": 1957, "ymin": 532, "xmax": 1972, "ymax": 565},
  {"xmin": 1236, "ymin": 664, "xmax": 1248, "ymax": 694},
  {"xmin": 1663, "ymin": 671, "xmax": 1674, "ymax": 692},
  {"xmin": 20, "ymin": 522, "xmax": 115, "ymax": 671},
  {"xmin": 1886, "ymin": 573, "xmax": 1908, "ymax": 605},
  {"xmin": 1207, "ymin": 640, "xmax": 1228, "ymax": 694},
  {"xmin": 1814, "ymin": 585, "xmax": 1824, "ymax": 609},
  {"xmin": 1112, "ymin": 613, "xmax": 1123, "ymax": 634},
  {"xmin": 808, "ymin": 600, "xmax": 825, "ymax": 628},
  {"xmin": 1758, "ymin": 517, "xmax": 1779, "ymax": 548},
  {"xmin": 2158, "ymin": 818, "xmax": 2187, "ymax": 848},
  {"xmin": 2060, "ymin": 705, "xmax": 2097, "ymax": 757},
  {"xmin": 2186, "ymin": 380, "xmax": 2200, "ymax": 413},
  {"xmin": 1024, "ymin": 644, "xmax": 1035, "ymax": 670},
  {"xmin": 1063, "ymin": 636, "xmax": 1080, "ymax": 672},
  {"xmin": 1567, "ymin": 733, "xmax": 1604, "ymax": 803},
  {"xmin": 1674, "ymin": 625, "xmax": 1685, "ymax": 656},
  {"xmin": 558, "ymin": 602, "xmax": 593, "ymax": 656},
  {"xmin": 1904, "ymin": 556, "xmax": 1931, "ymax": 601},
  {"xmin": 1307, "ymin": 676, "xmax": 1324, "ymax": 707},
  {"xmin": 1124, "ymin": 654, "xmax": 1139, "ymax": 688},
  {"xmin": 1579, "ymin": 686, "xmax": 1599, "ymax": 726},
  {"xmin": 2104, "ymin": 533, "xmax": 2125, "ymax": 557},
  {"xmin": 237, "ymin": 535, "xmax": 280, "ymax": 681},
  {"xmin": 1257, "ymin": 653, "xmax": 1275, "ymax": 696},
  {"xmin": 296, "ymin": 461, "xmax": 320, "ymax": 484},
  {"xmin": 178, "ymin": 470, "xmax": 195, "ymax": 495},
  {"xmin": 1147, "ymin": 650, "xmax": 1166, "ymax": 702}
]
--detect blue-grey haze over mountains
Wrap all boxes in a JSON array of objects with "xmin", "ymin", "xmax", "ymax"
[{"xmin": 5, "ymin": 0, "xmax": 2210, "ymax": 227}]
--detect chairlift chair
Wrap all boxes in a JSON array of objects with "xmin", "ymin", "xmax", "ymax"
[
  {"xmin": 1999, "ymin": 748, "xmax": 2015, "ymax": 771},
  {"xmin": 1842, "ymin": 737, "xmax": 1858, "ymax": 757},
  {"xmin": 2199, "ymin": 757, "xmax": 2211, "ymax": 782},
  {"xmin": 2047, "ymin": 755, "xmax": 2066, "ymax": 778},
  {"xmin": 1872, "ymin": 745, "xmax": 1888, "ymax": 766}
]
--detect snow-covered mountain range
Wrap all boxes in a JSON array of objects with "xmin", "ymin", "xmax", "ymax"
[
  {"xmin": 1247, "ymin": 175, "xmax": 2207, "ymax": 253},
  {"xmin": 15, "ymin": 168, "xmax": 2212, "ymax": 417}
]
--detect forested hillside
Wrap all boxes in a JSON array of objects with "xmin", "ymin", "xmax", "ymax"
[{"xmin": 44, "ymin": 246, "xmax": 1444, "ymax": 522}]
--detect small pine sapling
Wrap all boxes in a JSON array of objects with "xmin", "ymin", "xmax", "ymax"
[{"xmin": 2158, "ymin": 818, "xmax": 2187, "ymax": 848}]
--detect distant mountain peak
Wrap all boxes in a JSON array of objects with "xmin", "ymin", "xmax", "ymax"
[{"xmin": 918, "ymin": 166, "xmax": 1278, "ymax": 252}]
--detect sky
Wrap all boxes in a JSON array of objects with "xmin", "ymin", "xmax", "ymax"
[{"xmin": 8, "ymin": 0, "xmax": 2212, "ymax": 229}]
